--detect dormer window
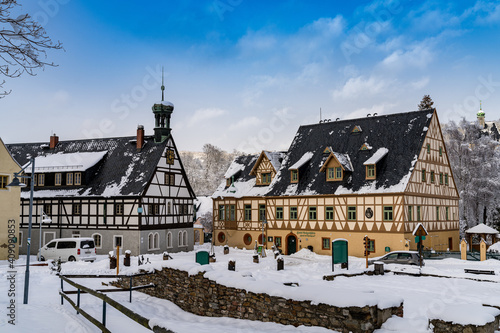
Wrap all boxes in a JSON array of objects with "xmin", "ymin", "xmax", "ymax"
[
  {"xmin": 38, "ymin": 174, "xmax": 45, "ymax": 186},
  {"xmin": 261, "ymin": 173, "xmax": 271, "ymax": 185},
  {"xmin": 75, "ymin": 172, "xmax": 82, "ymax": 186},
  {"xmin": 226, "ymin": 178, "xmax": 231, "ymax": 187},
  {"xmin": 323, "ymin": 147, "xmax": 331, "ymax": 154},
  {"xmin": 327, "ymin": 167, "xmax": 343, "ymax": 181},
  {"xmin": 290, "ymin": 170, "xmax": 298, "ymax": 183},
  {"xmin": 67, "ymin": 173, "xmax": 73, "ymax": 185},
  {"xmin": 55, "ymin": 173, "xmax": 62, "ymax": 186},
  {"xmin": 366, "ymin": 165, "xmax": 376, "ymax": 179},
  {"xmin": 360, "ymin": 143, "xmax": 372, "ymax": 151},
  {"xmin": 351, "ymin": 125, "xmax": 362, "ymax": 133}
]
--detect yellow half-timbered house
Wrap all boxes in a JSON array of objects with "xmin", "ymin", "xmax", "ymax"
[{"xmin": 212, "ymin": 109, "xmax": 460, "ymax": 257}]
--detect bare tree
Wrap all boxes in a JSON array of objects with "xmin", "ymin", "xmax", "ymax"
[
  {"xmin": 0, "ymin": 0, "xmax": 63, "ymax": 97},
  {"xmin": 418, "ymin": 95, "xmax": 434, "ymax": 111}
]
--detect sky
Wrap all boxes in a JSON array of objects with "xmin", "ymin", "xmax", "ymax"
[{"xmin": 1, "ymin": 0, "xmax": 500, "ymax": 153}]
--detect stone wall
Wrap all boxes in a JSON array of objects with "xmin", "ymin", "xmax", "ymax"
[
  {"xmin": 430, "ymin": 318, "xmax": 499, "ymax": 333},
  {"xmin": 112, "ymin": 267, "xmax": 403, "ymax": 333}
]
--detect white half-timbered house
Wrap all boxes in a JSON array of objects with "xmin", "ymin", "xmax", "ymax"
[{"xmin": 7, "ymin": 93, "xmax": 196, "ymax": 256}]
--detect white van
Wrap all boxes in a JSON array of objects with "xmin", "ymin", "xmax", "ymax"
[{"xmin": 39, "ymin": 237, "xmax": 96, "ymax": 262}]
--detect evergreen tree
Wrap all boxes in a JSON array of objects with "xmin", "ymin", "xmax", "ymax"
[{"xmin": 418, "ymin": 95, "xmax": 434, "ymax": 110}]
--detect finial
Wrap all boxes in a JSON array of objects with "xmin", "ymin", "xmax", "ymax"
[
  {"xmin": 480, "ymin": 100, "xmax": 482, "ymax": 110},
  {"xmin": 161, "ymin": 66, "xmax": 165, "ymax": 102}
]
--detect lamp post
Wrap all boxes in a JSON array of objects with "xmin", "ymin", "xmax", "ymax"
[
  {"xmin": 7, "ymin": 157, "xmax": 35, "ymax": 304},
  {"xmin": 38, "ymin": 210, "xmax": 52, "ymax": 261},
  {"xmin": 261, "ymin": 218, "xmax": 267, "ymax": 257}
]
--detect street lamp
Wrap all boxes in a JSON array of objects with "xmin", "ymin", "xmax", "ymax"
[
  {"xmin": 38, "ymin": 210, "xmax": 52, "ymax": 261},
  {"xmin": 261, "ymin": 218, "xmax": 267, "ymax": 258},
  {"xmin": 7, "ymin": 157, "xmax": 35, "ymax": 305}
]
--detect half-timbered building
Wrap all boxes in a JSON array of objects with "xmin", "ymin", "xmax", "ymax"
[
  {"xmin": 7, "ymin": 92, "xmax": 196, "ymax": 256},
  {"xmin": 213, "ymin": 109, "xmax": 460, "ymax": 257}
]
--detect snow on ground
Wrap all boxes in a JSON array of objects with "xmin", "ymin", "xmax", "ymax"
[{"xmin": 1, "ymin": 246, "xmax": 500, "ymax": 332}]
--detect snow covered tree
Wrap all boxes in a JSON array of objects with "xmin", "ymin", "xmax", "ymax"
[
  {"xmin": 199, "ymin": 211, "xmax": 213, "ymax": 233},
  {"xmin": 0, "ymin": 0, "xmax": 63, "ymax": 97},
  {"xmin": 444, "ymin": 118, "xmax": 500, "ymax": 233},
  {"xmin": 418, "ymin": 95, "xmax": 434, "ymax": 110}
]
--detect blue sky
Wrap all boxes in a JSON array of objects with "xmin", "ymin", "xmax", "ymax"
[{"xmin": 2, "ymin": 0, "xmax": 500, "ymax": 153}]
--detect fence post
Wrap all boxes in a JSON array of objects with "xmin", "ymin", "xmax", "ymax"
[
  {"xmin": 60, "ymin": 277, "xmax": 64, "ymax": 305},
  {"xmin": 129, "ymin": 276, "xmax": 133, "ymax": 303},
  {"xmin": 77, "ymin": 289, "xmax": 80, "ymax": 315},
  {"xmin": 102, "ymin": 299, "xmax": 107, "ymax": 327}
]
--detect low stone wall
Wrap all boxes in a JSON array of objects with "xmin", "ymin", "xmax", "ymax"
[
  {"xmin": 430, "ymin": 318, "xmax": 499, "ymax": 333},
  {"xmin": 112, "ymin": 267, "xmax": 403, "ymax": 333}
]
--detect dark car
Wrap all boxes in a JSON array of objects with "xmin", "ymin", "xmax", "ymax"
[{"xmin": 368, "ymin": 251, "xmax": 424, "ymax": 266}]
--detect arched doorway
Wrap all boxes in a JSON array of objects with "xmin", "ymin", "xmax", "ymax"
[{"xmin": 286, "ymin": 234, "xmax": 297, "ymax": 255}]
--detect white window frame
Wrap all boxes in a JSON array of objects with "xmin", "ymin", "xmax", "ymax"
[
  {"xmin": 92, "ymin": 233, "xmax": 102, "ymax": 249},
  {"xmin": 154, "ymin": 232, "xmax": 159, "ymax": 249},
  {"xmin": 166, "ymin": 232, "xmax": 173, "ymax": 248},
  {"xmin": 43, "ymin": 231, "xmax": 56, "ymax": 246},
  {"xmin": 148, "ymin": 233, "xmax": 154, "ymax": 250},
  {"xmin": 178, "ymin": 231, "xmax": 183, "ymax": 247},
  {"xmin": 113, "ymin": 235, "xmax": 123, "ymax": 248},
  {"xmin": 183, "ymin": 230, "xmax": 187, "ymax": 247}
]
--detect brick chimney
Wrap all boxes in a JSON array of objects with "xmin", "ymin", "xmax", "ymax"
[
  {"xmin": 137, "ymin": 125, "xmax": 144, "ymax": 150},
  {"xmin": 49, "ymin": 134, "xmax": 59, "ymax": 149}
]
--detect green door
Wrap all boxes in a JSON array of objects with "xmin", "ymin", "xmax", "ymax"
[{"xmin": 287, "ymin": 235, "xmax": 297, "ymax": 255}]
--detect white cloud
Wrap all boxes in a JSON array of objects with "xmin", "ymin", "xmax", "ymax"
[
  {"xmin": 228, "ymin": 116, "xmax": 261, "ymax": 131},
  {"xmin": 410, "ymin": 77, "xmax": 430, "ymax": 90},
  {"xmin": 332, "ymin": 76, "xmax": 391, "ymax": 100},
  {"xmin": 188, "ymin": 108, "xmax": 226, "ymax": 126},
  {"xmin": 381, "ymin": 42, "xmax": 433, "ymax": 69}
]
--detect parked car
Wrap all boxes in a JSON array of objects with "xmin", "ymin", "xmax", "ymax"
[
  {"xmin": 368, "ymin": 251, "xmax": 424, "ymax": 266},
  {"xmin": 39, "ymin": 237, "xmax": 96, "ymax": 262}
]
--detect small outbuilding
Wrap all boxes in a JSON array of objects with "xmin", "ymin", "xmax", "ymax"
[{"xmin": 465, "ymin": 223, "xmax": 499, "ymax": 250}]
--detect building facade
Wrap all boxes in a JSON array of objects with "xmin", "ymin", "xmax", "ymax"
[
  {"xmin": 213, "ymin": 110, "xmax": 460, "ymax": 257},
  {"xmin": 7, "ymin": 93, "xmax": 196, "ymax": 256},
  {"xmin": 0, "ymin": 138, "xmax": 21, "ymax": 260}
]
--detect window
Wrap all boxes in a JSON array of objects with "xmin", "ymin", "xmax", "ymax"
[
  {"xmin": 33, "ymin": 174, "xmax": 37, "ymax": 186},
  {"xmin": 408, "ymin": 206, "xmax": 413, "ymax": 222},
  {"xmin": 325, "ymin": 206, "xmax": 334, "ymax": 220},
  {"xmin": 422, "ymin": 169, "xmax": 426, "ymax": 182},
  {"xmin": 218, "ymin": 205, "xmax": 225, "ymax": 220},
  {"xmin": 55, "ymin": 173, "xmax": 62, "ymax": 186},
  {"xmin": 74, "ymin": 172, "xmax": 82, "ymax": 185},
  {"xmin": 166, "ymin": 149, "xmax": 175, "ymax": 165},
  {"xmin": 259, "ymin": 204, "xmax": 266, "ymax": 221},
  {"xmin": 149, "ymin": 204, "xmax": 160, "ymax": 215},
  {"xmin": 165, "ymin": 172, "xmax": 175, "ymax": 185},
  {"xmin": 417, "ymin": 206, "xmax": 421, "ymax": 221},
  {"xmin": 327, "ymin": 167, "xmax": 343, "ymax": 181},
  {"xmin": 430, "ymin": 171, "xmax": 435, "ymax": 183},
  {"xmin": 43, "ymin": 204, "xmax": 52, "ymax": 216},
  {"xmin": 226, "ymin": 178, "xmax": 231, "ymax": 187},
  {"xmin": 446, "ymin": 207, "xmax": 449, "ymax": 221},
  {"xmin": 228, "ymin": 205, "xmax": 235, "ymax": 221},
  {"xmin": 366, "ymin": 165, "xmax": 376, "ymax": 179},
  {"xmin": 309, "ymin": 206, "xmax": 317, "ymax": 220},
  {"xmin": 322, "ymin": 238, "xmax": 330, "ymax": 250},
  {"xmin": 291, "ymin": 170, "xmax": 298, "ymax": 183},
  {"xmin": 38, "ymin": 174, "xmax": 45, "ymax": 186},
  {"xmin": 183, "ymin": 231, "xmax": 188, "ymax": 246},
  {"xmin": 445, "ymin": 173, "xmax": 449, "ymax": 186},
  {"xmin": 347, "ymin": 206, "xmax": 356, "ymax": 220},
  {"xmin": 327, "ymin": 167, "xmax": 335, "ymax": 180},
  {"xmin": 439, "ymin": 173, "xmax": 443, "ymax": 185},
  {"xmin": 261, "ymin": 173, "xmax": 271, "ymax": 185},
  {"xmin": 217, "ymin": 232, "xmax": 225, "ymax": 244},
  {"xmin": 368, "ymin": 239, "xmax": 375, "ymax": 252},
  {"xmin": 275, "ymin": 236, "xmax": 282, "ymax": 247},
  {"xmin": 0, "ymin": 175, "xmax": 8, "ymax": 189},
  {"xmin": 148, "ymin": 233, "xmax": 160, "ymax": 250},
  {"xmin": 113, "ymin": 235, "xmax": 123, "ymax": 248},
  {"xmin": 336, "ymin": 167, "xmax": 342, "ymax": 179},
  {"xmin": 427, "ymin": 143, "xmax": 430, "ymax": 153},
  {"xmin": 244, "ymin": 204, "xmax": 252, "ymax": 221},
  {"xmin": 383, "ymin": 206, "xmax": 393, "ymax": 221},
  {"xmin": 67, "ymin": 173, "xmax": 73, "ymax": 185},
  {"xmin": 19, "ymin": 231, "xmax": 23, "ymax": 247},
  {"xmin": 114, "ymin": 203, "xmax": 124, "ymax": 215},
  {"xmin": 276, "ymin": 207, "xmax": 283, "ymax": 219},
  {"xmin": 72, "ymin": 203, "xmax": 81, "ymax": 215},
  {"xmin": 243, "ymin": 233, "xmax": 252, "ymax": 245},
  {"xmin": 439, "ymin": 147, "xmax": 443, "ymax": 157},
  {"xmin": 72, "ymin": 231, "xmax": 80, "ymax": 238},
  {"xmin": 290, "ymin": 206, "xmax": 298, "ymax": 220},
  {"xmin": 436, "ymin": 206, "xmax": 440, "ymax": 221},
  {"xmin": 57, "ymin": 241, "xmax": 76, "ymax": 249},
  {"xmin": 167, "ymin": 202, "xmax": 171, "ymax": 214},
  {"xmin": 92, "ymin": 233, "xmax": 102, "ymax": 249},
  {"xmin": 166, "ymin": 232, "xmax": 173, "ymax": 248}
]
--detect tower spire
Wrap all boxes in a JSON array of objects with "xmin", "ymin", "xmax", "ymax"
[{"xmin": 161, "ymin": 66, "xmax": 165, "ymax": 102}]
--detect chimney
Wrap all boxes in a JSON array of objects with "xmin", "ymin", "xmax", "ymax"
[
  {"xmin": 49, "ymin": 134, "xmax": 59, "ymax": 149},
  {"xmin": 137, "ymin": 125, "xmax": 144, "ymax": 150}
]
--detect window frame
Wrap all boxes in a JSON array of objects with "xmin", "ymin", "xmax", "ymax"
[
  {"xmin": 261, "ymin": 173, "xmax": 271, "ymax": 185},
  {"xmin": 276, "ymin": 206, "xmax": 284, "ymax": 220},
  {"xmin": 325, "ymin": 206, "xmax": 334, "ymax": 221},
  {"xmin": 383, "ymin": 206, "xmax": 393, "ymax": 221},
  {"xmin": 347, "ymin": 206, "xmax": 356, "ymax": 221},
  {"xmin": 439, "ymin": 172, "xmax": 443, "ymax": 185},
  {"xmin": 290, "ymin": 170, "xmax": 298, "ymax": 183},
  {"xmin": 430, "ymin": 171, "xmax": 435, "ymax": 183},
  {"xmin": 38, "ymin": 173, "xmax": 45, "ymax": 186},
  {"xmin": 422, "ymin": 169, "xmax": 426, "ymax": 182},
  {"xmin": 366, "ymin": 164, "xmax": 376, "ymax": 179},
  {"xmin": 308, "ymin": 206, "xmax": 317, "ymax": 220},
  {"xmin": 244, "ymin": 204, "xmax": 252, "ymax": 221},
  {"xmin": 259, "ymin": 204, "xmax": 266, "ymax": 221},
  {"xmin": 72, "ymin": 203, "xmax": 82, "ymax": 215},
  {"xmin": 417, "ymin": 206, "xmax": 421, "ymax": 221},
  {"xmin": 436, "ymin": 206, "xmax": 440, "ymax": 221},
  {"xmin": 114, "ymin": 203, "xmax": 124, "ymax": 215},
  {"xmin": 322, "ymin": 237, "xmax": 331, "ymax": 250},
  {"xmin": 92, "ymin": 233, "xmax": 102, "ymax": 249},
  {"xmin": 290, "ymin": 206, "xmax": 298, "ymax": 220},
  {"xmin": 0, "ymin": 175, "xmax": 8, "ymax": 190},
  {"xmin": 275, "ymin": 236, "xmax": 282, "ymax": 248},
  {"xmin": 55, "ymin": 173, "xmax": 62, "ymax": 186},
  {"xmin": 427, "ymin": 143, "xmax": 430, "ymax": 154},
  {"xmin": 445, "ymin": 173, "xmax": 449, "ymax": 186},
  {"xmin": 218, "ymin": 205, "xmax": 225, "ymax": 221},
  {"xmin": 167, "ymin": 232, "xmax": 173, "ymax": 248},
  {"xmin": 408, "ymin": 206, "xmax": 412, "ymax": 222},
  {"xmin": 113, "ymin": 235, "xmax": 123, "ymax": 248},
  {"xmin": 74, "ymin": 172, "xmax": 82, "ymax": 186},
  {"xmin": 446, "ymin": 206, "xmax": 449, "ymax": 221}
]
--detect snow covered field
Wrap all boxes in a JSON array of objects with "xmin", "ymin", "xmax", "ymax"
[{"xmin": 1, "ymin": 245, "xmax": 500, "ymax": 332}]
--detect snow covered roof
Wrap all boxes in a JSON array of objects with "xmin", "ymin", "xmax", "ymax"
[
  {"xmin": 224, "ymin": 159, "xmax": 245, "ymax": 179},
  {"xmin": 23, "ymin": 151, "xmax": 107, "ymax": 173},
  {"xmin": 465, "ymin": 223, "xmax": 499, "ymax": 234},
  {"xmin": 332, "ymin": 152, "xmax": 353, "ymax": 171},
  {"xmin": 154, "ymin": 100, "xmax": 174, "ymax": 107},
  {"xmin": 7, "ymin": 135, "xmax": 176, "ymax": 198},
  {"xmin": 363, "ymin": 148, "xmax": 389, "ymax": 165},
  {"xmin": 288, "ymin": 152, "xmax": 313, "ymax": 170},
  {"xmin": 264, "ymin": 151, "xmax": 285, "ymax": 172}
]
